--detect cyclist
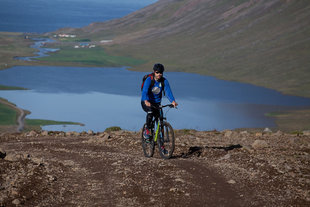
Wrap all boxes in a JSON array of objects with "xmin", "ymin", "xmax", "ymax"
[{"xmin": 141, "ymin": 63, "xmax": 178, "ymax": 139}]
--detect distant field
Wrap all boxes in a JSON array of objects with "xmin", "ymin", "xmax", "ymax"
[
  {"xmin": 266, "ymin": 109, "xmax": 310, "ymax": 132},
  {"xmin": 25, "ymin": 119, "xmax": 83, "ymax": 128},
  {"xmin": 0, "ymin": 100, "xmax": 17, "ymax": 125},
  {"xmin": 38, "ymin": 45, "xmax": 145, "ymax": 67},
  {"xmin": 0, "ymin": 32, "xmax": 36, "ymax": 70},
  {"xmin": 0, "ymin": 85, "xmax": 27, "ymax": 90}
]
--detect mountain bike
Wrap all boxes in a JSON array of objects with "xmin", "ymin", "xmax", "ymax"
[{"xmin": 141, "ymin": 104, "xmax": 176, "ymax": 159}]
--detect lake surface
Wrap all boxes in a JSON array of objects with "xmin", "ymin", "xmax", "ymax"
[
  {"xmin": 1, "ymin": 66, "xmax": 310, "ymax": 132},
  {"xmin": 0, "ymin": 0, "xmax": 157, "ymax": 33}
]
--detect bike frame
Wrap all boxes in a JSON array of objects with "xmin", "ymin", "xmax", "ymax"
[
  {"xmin": 153, "ymin": 107, "xmax": 165, "ymax": 142},
  {"xmin": 154, "ymin": 119, "xmax": 161, "ymax": 142},
  {"xmin": 141, "ymin": 103, "xmax": 175, "ymax": 159}
]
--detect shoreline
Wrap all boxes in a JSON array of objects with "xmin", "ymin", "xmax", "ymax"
[{"xmin": 0, "ymin": 98, "xmax": 26, "ymax": 132}]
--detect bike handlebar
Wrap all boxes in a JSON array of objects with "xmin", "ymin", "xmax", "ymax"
[{"xmin": 151, "ymin": 104, "xmax": 176, "ymax": 109}]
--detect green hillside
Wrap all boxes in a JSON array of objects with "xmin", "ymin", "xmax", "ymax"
[{"xmin": 53, "ymin": 0, "xmax": 310, "ymax": 97}]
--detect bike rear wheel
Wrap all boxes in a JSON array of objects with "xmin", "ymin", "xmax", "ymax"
[
  {"xmin": 141, "ymin": 123, "xmax": 155, "ymax": 157},
  {"xmin": 158, "ymin": 122, "xmax": 175, "ymax": 159}
]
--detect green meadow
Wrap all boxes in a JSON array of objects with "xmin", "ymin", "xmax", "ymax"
[{"xmin": 38, "ymin": 46, "xmax": 145, "ymax": 67}]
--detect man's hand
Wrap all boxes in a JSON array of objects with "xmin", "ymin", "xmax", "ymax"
[
  {"xmin": 172, "ymin": 101, "xmax": 178, "ymax": 108},
  {"xmin": 145, "ymin": 100, "xmax": 151, "ymax": 107}
]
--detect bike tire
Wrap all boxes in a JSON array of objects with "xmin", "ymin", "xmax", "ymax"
[
  {"xmin": 141, "ymin": 123, "xmax": 155, "ymax": 158},
  {"xmin": 158, "ymin": 122, "xmax": 175, "ymax": 159}
]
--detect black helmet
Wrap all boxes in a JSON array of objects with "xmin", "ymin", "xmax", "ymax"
[{"xmin": 153, "ymin": 63, "xmax": 165, "ymax": 73}]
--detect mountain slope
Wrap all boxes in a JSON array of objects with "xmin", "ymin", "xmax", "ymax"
[{"xmin": 58, "ymin": 0, "xmax": 310, "ymax": 97}]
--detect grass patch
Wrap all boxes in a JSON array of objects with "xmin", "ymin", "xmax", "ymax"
[
  {"xmin": 0, "ymin": 32, "xmax": 36, "ymax": 70},
  {"xmin": 266, "ymin": 109, "xmax": 310, "ymax": 132},
  {"xmin": 25, "ymin": 119, "xmax": 82, "ymax": 126},
  {"xmin": 38, "ymin": 46, "xmax": 145, "ymax": 67},
  {"xmin": 0, "ymin": 84, "xmax": 27, "ymax": 90},
  {"xmin": 0, "ymin": 102, "xmax": 17, "ymax": 125},
  {"xmin": 105, "ymin": 126, "xmax": 122, "ymax": 132}
]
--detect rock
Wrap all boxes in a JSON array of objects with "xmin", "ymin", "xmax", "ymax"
[
  {"xmin": 87, "ymin": 130, "xmax": 94, "ymax": 135},
  {"xmin": 99, "ymin": 132, "xmax": 110, "ymax": 140},
  {"xmin": 240, "ymin": 131, "xmax": 248, "ymax": 135},
  {"xmin": 73, "ymin": 131, "xmax": 80, "ymax": 136},
  {"xmin": 255, "ymin": 132, "xmax": 263, "ymax": 137},
  {"xmin": 218, "ymin": 154, "xmax": 231, "ymax": 160},
  {"xmin": 65, "ymin": 131, "xmax": 74, "ymax": 136},
  {"xmin": 274, "ymin": 130, "xmax": 283, "ymax": 136},
  {"xmin": 252, "ymin": 140, "xmax": 268, "ymax": 149},
  {"xmin": 263, "ymin": 128, "xmax": 272, "ymax": 134},
  {"xmin": 4, "ymin": 153, "xmax": 18, "ymax": 161},
  {"xmin": 242, "ymin": 145, "xmax": 254, "ymax": 153},
  {"xmin": 27, "ymin": 130, "xmax": 37, "ymax": 137},
  {"xmin": 41, "ymin": 130, "xmax": 49, "ymax": 136},
  {"xmin": 175, "ymin": 178, "xmax": 186, "ymax": 183},
  {"xmin": 303, "ymin": 130, "xmax": 310, "ymax": 136},
  {"xmin": 228, "ymin": 179, "xmax": 236, "ymax": 184},
  {"xmin": 224, "ymin": 130, "xmax": 233, "ymax": 138},
  {"xmin": 103, "ymin": 133, "xmax": 111, "ymax": 140},
  {"xmin": 12, "ymin": 199, "xmax": 21, "ymax": 205}
]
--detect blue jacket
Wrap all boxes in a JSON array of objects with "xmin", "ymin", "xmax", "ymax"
[{"xmin": 141, "ymin": 77, "xmax": 175, "ymax": 104}]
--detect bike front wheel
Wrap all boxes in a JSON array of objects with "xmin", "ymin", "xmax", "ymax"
[
  {"xmin": 158, "ymin": 122, "xmax": 175, "ymax": 159},
  {"xmin": 141, "ymin": 123, "xmax": 155, "ymax": 158}
]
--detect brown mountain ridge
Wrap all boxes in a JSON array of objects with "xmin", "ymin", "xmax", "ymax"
[{"xmin": 56, "ymin": 0, "xmax": 310, "ymax": 97}]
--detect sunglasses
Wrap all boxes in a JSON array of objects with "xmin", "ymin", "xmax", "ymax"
[{"xmin": 155, "ymin": 71, "xmax": 163, "ymax": 74}]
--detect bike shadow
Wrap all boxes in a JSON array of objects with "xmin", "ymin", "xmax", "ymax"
[{"xmin": 171, "ymin": 144, "xmax": 242, "ymax": 159}]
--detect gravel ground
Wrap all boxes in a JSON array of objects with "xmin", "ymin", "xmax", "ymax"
[{"xmin": 0, "ymin": 129, "xmax": 309, "ymax": 206}]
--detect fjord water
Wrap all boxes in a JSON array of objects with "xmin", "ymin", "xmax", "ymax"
[
  {"xmin": 0, "ymin": 0, "xmax": 157, "ymax": 33},
  {"xmin": 0, "ymin": 66, "xmax": 310, "ymax": 132}
]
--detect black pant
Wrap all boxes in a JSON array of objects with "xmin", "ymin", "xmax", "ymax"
[{"xmin": 141, "ymin": 101, "xmax": 160, "ymax": 129}]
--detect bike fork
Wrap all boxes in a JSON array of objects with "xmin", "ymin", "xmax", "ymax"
[{"xmin": 154, "ymin": 121, "xmax": 160, "ymax": 142}]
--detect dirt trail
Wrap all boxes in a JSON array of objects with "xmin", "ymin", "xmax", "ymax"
[{"xmin": 0, "ymin": 129, "xmax": 309, "ymax": 206}]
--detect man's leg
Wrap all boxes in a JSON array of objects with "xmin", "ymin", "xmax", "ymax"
[{"xmin": 141, "ymin": 101, "xmax": 153, "ymax": 138}]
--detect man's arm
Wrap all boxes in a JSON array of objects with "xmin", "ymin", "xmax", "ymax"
[
  {"xmin": 142, "ymin": 77, "xmax": 151, "ymax": 107},
  {"xmin": 164, "ymin": 79, "xmax": 178, "ymax": 107}
]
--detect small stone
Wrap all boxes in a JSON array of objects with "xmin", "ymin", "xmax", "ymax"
[
  {"xmin": 100, "ymin": 132, "xmax": 111, "ymax": 140},
  {"xmin": 73, "ymin": 131, "xmax": 80, "ymax": 136},
  {"xmin": 255, "ymin": 132, "xmax": 263, "ymax": 137},
  {"xmin": 303, "ymin": 130, "xmax": 310, "ymax": 136},
  {"xmin": 263, "ymin": 128, "xmax": 272, "ymax": 134},
  {"xmin": 87, "ymin": 130, "xmax": 94, "ymax": 135},
  {"xmin": 169, "ymin": 187, "xmax": 178, "ymax": 192},
  {"xmin": 65, "ymin": 131, "xmax": 74, "ymax": 136},
  {"xmin": 228, "ymin": 179, "xmax": 236, "ymax": 184},
  {"xmin": 242, "ymin": 145, "xmax": 254, "ymax": 153},
  {"xmin": 240, "ymin": 131, "xmax": 248, "ymax": 135},
  {"xmin": 175, "ymin": 178, "xmax": 186, "ymax": 183},
  {"xmin": 252, "ymin": 140, "xmax": 268, "ymax": 149},
  {"xmin": 224, "ymin": 130, "xmax": 233, "ymax": 138},
  {"xmin": 41, "ymin": 130, "xmax": 49, "ymax": 136},
  {"xmin": 12, "ymin": 199, "xmax": 21, "ymax": 205},
  {"xmin": 274, "ymin": 130, "xmax": 283, "ymax": 136},
  {"xmin": 27, "ymin": 130, "xmax": 37, "ymax": 137},
  {"xmin": 219, "ymin": 154, "xmax": 231, "ymax": 160},
  {"xmin": 5, "ymin": 153, "xmax": 18, "ymax": 161}
]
